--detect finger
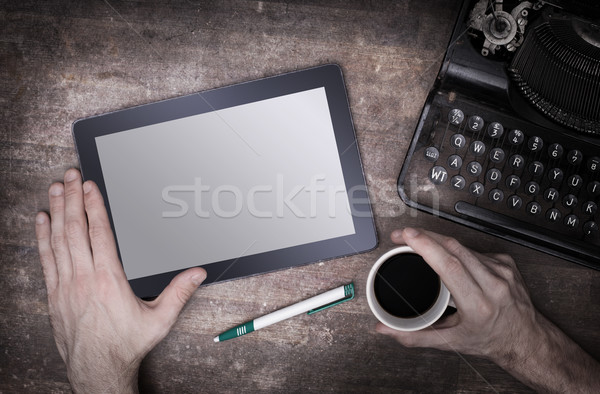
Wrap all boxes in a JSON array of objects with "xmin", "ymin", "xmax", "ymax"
[
  {"xmin": 375, "ymin": 322, "xmax": 456, "ymax": 351},
  {"xmin": 35, "ymin": 212, "xmax": 59, "ymax": 294},
  {"xmin": 401, "ymin": 228, "xmax": 497, "ymax": 286},
  {"xmin": 82, "ymin": 180, "xmax": 122, "ymax": 273},
  {"xmin": 400, "ymin": 228, "xmax": 481, "ymax": 301},
  {"xmin": 48, "ymin": 182, "xmax": 73, "ymax": 280},
  {"xmin": 63, "ymin": 169, "xmax": 94, "ymax": 274},
  {"xmin": 394, "ymin": 228, "xmax": 486, "ymax": 276},
  {"xmin": 390, "ymin": 229, "xmax": 406, "ymax": 245},
  {"xmin": 484, "ymin": 252, "xmax": 516, "ymax": 268},
  {"xmin": 150, "ymin": 268, "xmax": 207, "ymax": 327}
]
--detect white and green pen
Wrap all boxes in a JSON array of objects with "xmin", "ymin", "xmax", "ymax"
[{"xmin": 214, "ymin": 283, "xmax": 354, "ymax": 343}]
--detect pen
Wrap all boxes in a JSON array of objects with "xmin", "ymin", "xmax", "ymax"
[{"xmin": 214, "ymin": 283, "xmax": 354, "ymax": 342}]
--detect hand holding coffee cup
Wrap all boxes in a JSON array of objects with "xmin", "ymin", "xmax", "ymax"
[
  {"xmin": 367, "ymin": 246, "xmax": 454, "ymax": 331},
  {"xmin": 370, "ymin": 228, "xmax": 600, "ymax": 393},
  {"xmin": 373, "ymin": 228, "xmax": 537, "ymax": 362}
]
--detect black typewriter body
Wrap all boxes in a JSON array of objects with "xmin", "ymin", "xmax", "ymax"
[{"xmin": 398, "ymin": 0, "xmax": 600, "ymax": 269}]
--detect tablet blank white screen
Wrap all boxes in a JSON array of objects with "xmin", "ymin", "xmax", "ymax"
[{"xmin": 95, "ymin": 87, "xmax": 356, "ymax": 280}]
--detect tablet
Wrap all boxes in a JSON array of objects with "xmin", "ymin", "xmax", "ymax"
[{"xmin": 73, "ymin": 64, "xmax": 377, "ymax": 298}]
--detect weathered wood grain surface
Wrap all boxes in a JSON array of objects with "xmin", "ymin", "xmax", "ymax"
[{"xmin": 1, "ymin": 0, "xmax": 599, "ymax": 392}]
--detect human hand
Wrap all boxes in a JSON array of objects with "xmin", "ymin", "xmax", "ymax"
[
  {"xmin": 376, "ymin": 228, "xmax": 600, "ymax": 392},
  {"xmin": 375, "ymin": 227, "xmax": 537, "ymax": 363},
  {"xmin": 35, "ymin": 169, "xmax": 207, "ymax": 393}
]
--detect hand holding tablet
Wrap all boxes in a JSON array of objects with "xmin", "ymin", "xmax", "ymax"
[{"xmin": 73, "ymin": 65, "xmax": 377, "ymax": 298}]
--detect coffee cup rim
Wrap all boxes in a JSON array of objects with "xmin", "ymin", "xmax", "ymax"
[{"xmin": 366, "ymin": 246, "xmax": 451, "ymax": 332}]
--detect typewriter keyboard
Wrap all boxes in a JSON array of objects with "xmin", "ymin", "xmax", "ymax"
[{"xmin": 398, "ymin": 92, "xmax": 600, "ymax": 269}]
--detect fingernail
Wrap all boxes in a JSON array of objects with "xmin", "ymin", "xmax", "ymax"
[
  {"xmin": 36, "ymin": 213, "xmax": 46, "ymax": 224},
  {"xmin": 49, "ymin": 184, "xmax": 63, "ymax": 196},
  {"xmin": 391, "ymin": 229, "xmax": 403, "ymax": 239},
  {"xmin": 403, "ymin": 227, "xmax": 420, "ymax": 238},
  {"xmin": 83, "ymin": 182, "xmax": 92, "ymax": 194},
  {"xmin": 64, "ymin": 170, "xmax": 78, "ymax": 182},
  {"xmin": 191, "ymin": 273, "xmax": 206, "ymax": 286}
]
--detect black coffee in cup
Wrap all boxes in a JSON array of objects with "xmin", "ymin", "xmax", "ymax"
[{"xmin": 373, "ymin": 253, "xmax": 440, "ymax": 318}]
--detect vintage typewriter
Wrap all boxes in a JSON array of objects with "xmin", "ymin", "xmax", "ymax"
[{"xmin": 398, "ymin": 0, "xmax": 600, "ymax": 269}]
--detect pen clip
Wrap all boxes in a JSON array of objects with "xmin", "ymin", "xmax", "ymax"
[{"xmin": 307, "ymin": 283, "xmax": 355, "ymax": 315}]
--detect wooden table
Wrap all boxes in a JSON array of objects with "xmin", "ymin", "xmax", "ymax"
[{"xmin": 2, "ymin": 1, "xmax": 599, "ymax": 392}]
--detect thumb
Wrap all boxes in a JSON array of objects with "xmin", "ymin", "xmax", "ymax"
[
  {"xmin": 375, "ymin": 322, "xmax": 456, "ymax": 351},
  {"xmin": 152, "ymin": 267, "xmax": 207, "ymax": 324}
]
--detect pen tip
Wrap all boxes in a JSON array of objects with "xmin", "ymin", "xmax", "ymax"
[{"xmin": 213, "ymin": 336, "xmax": 219, "ymax": 343}]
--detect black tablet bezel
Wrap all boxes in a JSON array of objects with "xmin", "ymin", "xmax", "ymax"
[{"xmin": 72, "ymin": 64, "xmax": 377, "ymax": 298}]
